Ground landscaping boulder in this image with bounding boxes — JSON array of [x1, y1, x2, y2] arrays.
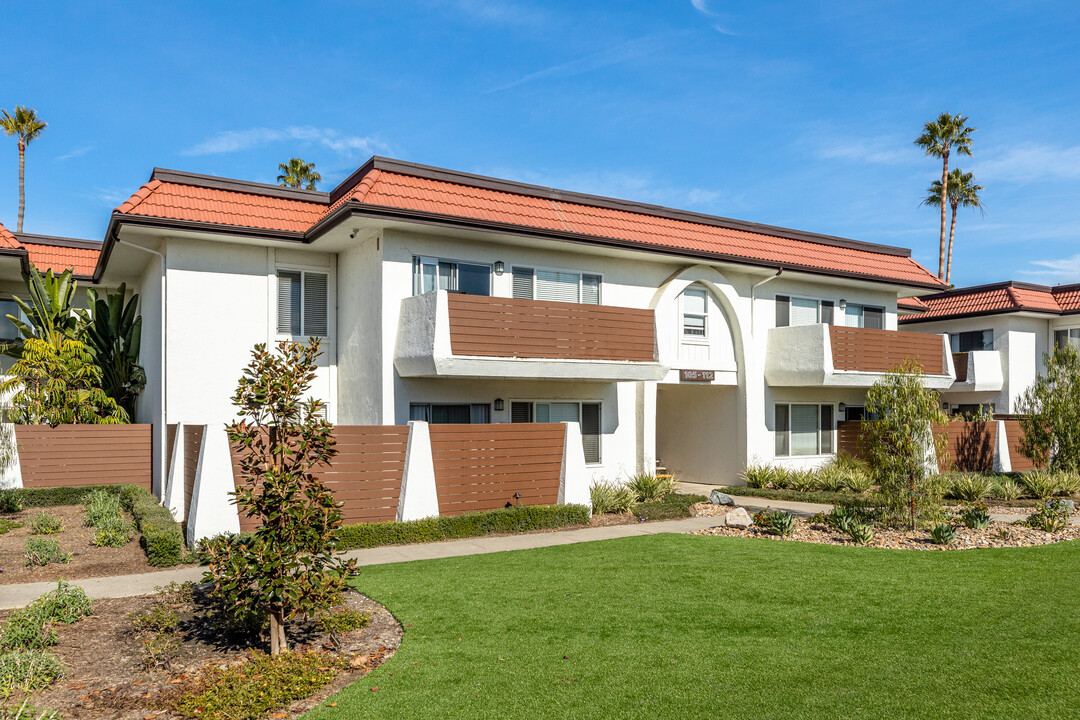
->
[[724, 507, 752, 528], [1052, 499, 1076, 511], [709, 490, 735, 506]]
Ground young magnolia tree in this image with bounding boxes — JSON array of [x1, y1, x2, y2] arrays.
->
[[1017, 344, 1080, 472], [861, 359, 949, 529], [201, 339, 356, 655]]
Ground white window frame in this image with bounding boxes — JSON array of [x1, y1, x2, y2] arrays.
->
[[276, 267, 330, 338], [776, 293, 837, 327], [509, 264, 603, 305], [774, 403, 835, 458], [0, 298, 27, 343], [680, 286, 709, 342], [412, 256, 492, 296], [844, 302, 886, 329], [508, 399, 602, 465]]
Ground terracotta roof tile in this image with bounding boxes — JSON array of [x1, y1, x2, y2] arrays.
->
[[898, 297, 929, 311], [0, 221, 18, 249], [115, 180, 325, 234], [899, 282, 1080, 322], [23, 243, 101, 276]]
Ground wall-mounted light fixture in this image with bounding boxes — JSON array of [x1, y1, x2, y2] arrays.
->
[[494, 398, 504, 411], [494, 261, 505, 276], [839, 299, 847, 310], [838, 403, 846, 413]]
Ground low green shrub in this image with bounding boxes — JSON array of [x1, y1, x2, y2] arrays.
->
[[631, 493, 705, 522], [129, 604, 178, 635], [2, 485, 118, 509], [846, 522, 875, 545], [0, 491, 22, 514], [930, 523, 956, 545], [993, 477, 1022, 502], [946, 473, 994, 501], [753, 509, 795, 536], [28, 512, 63, 536], [316, 608, 370, 635], [0, 650, 64, 698], [960, 502, 991, 530], [23, 539, 70, 567], [82, 489, 122, 528], [826, 506, 855, 534], [0, 520, 22, 536], [0, 698, 61, 719], [34, 582, 93, 625], [740, 464, 777, 489], [768, 467, 792, 490], [589, 481, 635, 515], [1055, 471, 1080, 497], [119, 485, 186, 567], [92, 515, 133, 548], [1024, 500, 1071, 533], [814, 465, 846, 492], [0, 609, 55, 653], [624, 472, 677, 502], [840, 469, 874, 494], [335, 504, 591, 550], [787, 470, 818, 492], [171, 651, 344, 720], [1021, 470, 1059, 500]]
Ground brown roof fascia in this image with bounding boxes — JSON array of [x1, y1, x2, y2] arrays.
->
[[315, 200, 947, 290], [898, 306, 1062, 324], [149, 168, 330, 203], [329, 156, 918, 259], [16, 233, 103, 250]]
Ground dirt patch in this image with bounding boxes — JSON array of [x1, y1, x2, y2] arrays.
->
[[1, 587, 402, 719], [589, 511, 635, 527], [0, 505, 158, 584]]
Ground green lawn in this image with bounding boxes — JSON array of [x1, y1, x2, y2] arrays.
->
[[308, 535, 1080, 719]]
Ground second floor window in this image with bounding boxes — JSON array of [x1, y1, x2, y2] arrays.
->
[[413, 256, 491, 296], [844, 303, 885, 329], [277, 270, 328, 337], [776, 295, 834, 327], [512, 267, 600, 304], [952, 329, 993, 352], [682, 287, 707, 338]]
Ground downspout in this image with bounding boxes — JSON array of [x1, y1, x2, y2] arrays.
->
[[114, 235, 167, 499], [750, 268, 783, 329]]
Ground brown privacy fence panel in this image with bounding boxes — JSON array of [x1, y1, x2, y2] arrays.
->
[[183, 425, 204, 513], [446, 293, 656, 362], [230, 425, 409, 531], [830, 326, 945, 375], [1000, 420, 1040, 472], [429, 423, 564, 515], [15, 424, 153, 490], [166, 424, 178, 476]]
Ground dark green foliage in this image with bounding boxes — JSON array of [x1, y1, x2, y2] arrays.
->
[[846, 523, 875, 545], [172, 651, 344, 720], [960, 502, 991, 529], [0, 520, 21, 535], [589, 481, 634, 514], [119, 484, 186, 566], [92, 516, 133, 547], [23, 538, 69, 567], [0, 650, 64, 698], [0, 608, 56, 653], [1024, 500, 1071, 533], [315, 609, 370, 635], [335, 504, 591, 550], [27, 512, 62, 535], [631, 493, 705, 522], [930, 523, 957, 545], [82, 488, 121, 527], [1, 485, 113, 509], [1, 266, 81, 357], [826, 506, 855, 534], [76, 283, 146, 418], [752, 509, 795, 536], [1017, 344, 1080, 472], [34, 582, 93, 625], [0, 492, 21, 514]]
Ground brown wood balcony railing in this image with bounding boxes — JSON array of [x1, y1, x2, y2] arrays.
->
[[446, 293, 656, 362], [829, 325, 946, 375], [952, 352, 969, 382]]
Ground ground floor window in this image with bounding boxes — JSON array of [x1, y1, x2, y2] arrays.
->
[[409, 403, 490, 424], [510, 400, 601, 464], [1054, 328, 1080, 351], [775, 403, 834, 457]]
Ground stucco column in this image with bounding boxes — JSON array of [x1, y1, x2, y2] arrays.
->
[[636, 381, 658, 474]]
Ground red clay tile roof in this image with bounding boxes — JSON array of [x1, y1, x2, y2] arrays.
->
[[116, 178, 325, 234], [0, 221, 18, 249], [113, 158, 947, 289], [898, 296, 929, 311], [899, 281, 1080, 322], [21, 242, 101, 277]]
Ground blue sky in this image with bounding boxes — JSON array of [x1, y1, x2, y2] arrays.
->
[[2, 0, 1079, 287]]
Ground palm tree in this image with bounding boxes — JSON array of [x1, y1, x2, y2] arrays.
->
[[276, 158, 322, 190], [921, 169, 983, 285], [914, 112, 975, 280], [0, 106, 48, 232]]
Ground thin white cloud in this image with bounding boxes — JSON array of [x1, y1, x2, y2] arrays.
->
[[443, 0, 545, 25], [1019, 253, 1080, 283], [973, 142, 1080, 183], [55, 146, 93, 161], [690, 0, 737, 35], [488, 34, 677, 92], [816, 136, 913, 165], [181, 127, 389, 158]]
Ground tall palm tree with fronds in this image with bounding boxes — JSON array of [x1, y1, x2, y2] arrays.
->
[[921, 169, 983, 285], [914, 112, 975, 280], [277, 158, 322, 190], [0, 106, 48, 232]]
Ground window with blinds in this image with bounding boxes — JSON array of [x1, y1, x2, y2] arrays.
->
[[775, 296, 834, 328], [774, 404, 834, 457], [277, 270, 329, 337], [409, 403, 491, 424], [511, 267, 601, 305], [682, 286, 707, 337], [412, 257, 491, 296], [845, 303, 884, 329], [509, 400, 601, 463]]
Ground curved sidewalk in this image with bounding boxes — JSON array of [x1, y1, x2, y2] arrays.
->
[[1, 515, 723, 610]]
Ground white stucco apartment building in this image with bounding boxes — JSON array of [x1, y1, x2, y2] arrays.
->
[[1, 157, 959, 493]]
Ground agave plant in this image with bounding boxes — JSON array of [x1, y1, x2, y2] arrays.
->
[[947, 473, 994, 502], [2, 265, 81, 357], [589, 480, 635, 514], [77, 283, 146, 419], [815, 465, 846, 492], [930, 523, 957, 545], [992, 477, 1022, 502], [741, 464, 775, 489], [826, 506, 855, 534], [960, 502, 991, 529], [1021, 470, 1058, 500], [846, 522, 875, 545], [840, 468, 874, 494], [787, 469, 819, 492]]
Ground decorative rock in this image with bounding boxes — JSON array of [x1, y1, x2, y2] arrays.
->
[[724, 507, 752, 529], [709, 490, 735, 506], [1055, 499, 1076, 511]]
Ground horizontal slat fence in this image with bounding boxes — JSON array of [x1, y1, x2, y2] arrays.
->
[[830, 326, 945, 375], [429, 423, 564, 515], [446, 293, 656, 362], [15, 424, 153, 489], [230, 425, 408, 531], [1001, 419, 1039, 472]]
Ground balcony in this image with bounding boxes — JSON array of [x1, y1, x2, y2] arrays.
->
[[394, 290, 667, 381], [765, 324, 954, 388], [948, 350, 1004, 392]]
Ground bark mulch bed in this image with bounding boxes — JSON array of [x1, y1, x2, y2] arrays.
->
[[0, 505, 157, 584], [689, 504, 1080, 550], [1, 586, 402, 719]]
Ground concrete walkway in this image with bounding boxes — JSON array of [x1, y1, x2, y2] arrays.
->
[[1, 515, 723, 609]]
